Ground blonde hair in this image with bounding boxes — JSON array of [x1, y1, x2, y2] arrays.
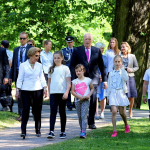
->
[[114, 55, 122, 62], [20, 32, 28, 38], [95, 42, 105, 48], [108, 37, 120, 55], [27, 47, 41, 57], [121, 42, 131, 54], [27, 39, 35, 46], [43, 40, 52, 47]]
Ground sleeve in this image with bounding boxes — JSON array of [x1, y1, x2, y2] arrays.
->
[[121, 68, 129, 81], [39, 65, 47, 87], [143, 70, 149, 81], [3, 49, 9, 79], [69, 48, 77, 80], [48, 67, 51, 78], [129, 55, 139, 72], [72, 79, 75, 85], [16, 64, 25, 88], [106, 72, 111, 98], [65, 66, 71, 77]]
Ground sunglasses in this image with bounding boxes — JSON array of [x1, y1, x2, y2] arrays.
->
[[20, 38, 27, 40], [35, 55, 40, 57], [29, 44, 33, 46]]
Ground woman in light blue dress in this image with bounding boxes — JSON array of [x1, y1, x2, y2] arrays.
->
[[95, 42, 108, 119]]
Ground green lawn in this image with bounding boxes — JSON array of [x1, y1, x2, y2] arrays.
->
[[32, 118, 150, 150], [0, 111, 19, 130]]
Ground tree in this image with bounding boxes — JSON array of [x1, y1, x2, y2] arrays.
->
[[113, 0, 150, 108]]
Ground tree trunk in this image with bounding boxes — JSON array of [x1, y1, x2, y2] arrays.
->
[[113, 0, 150, 108]]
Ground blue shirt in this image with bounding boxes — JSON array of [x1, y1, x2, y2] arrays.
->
[[17, 43, 27, 70], [111, 70, 123, 89], [105, 49, 115, 73], [6, 49, 13, 60], [40, 50, 53, 74]]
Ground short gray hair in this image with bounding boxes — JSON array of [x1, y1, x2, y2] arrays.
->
[[83, 33, 93, 40], [95, 42, 105, 48]]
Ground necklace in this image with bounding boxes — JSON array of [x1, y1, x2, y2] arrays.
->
[[30, 64, 35, 67]]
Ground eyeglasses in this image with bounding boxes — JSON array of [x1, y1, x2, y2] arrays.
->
[[35, 55, 40, 57], [20, 38, 27, 40]]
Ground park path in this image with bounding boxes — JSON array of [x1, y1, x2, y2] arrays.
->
[[0, 103, 149, 150]]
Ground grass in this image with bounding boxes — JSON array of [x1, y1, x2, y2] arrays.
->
[[32, 118, 150, 150], [0, 111, 19, 130]]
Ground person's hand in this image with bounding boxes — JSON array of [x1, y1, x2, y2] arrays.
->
[[15, 90, 20, 101], [99, 75, 102, 82], [103, 82, 107, 89], [142, 97, 147, 104], [107, 98, 109, 104], [84, 95, 90, 100], [62, 92, 68, 100], [3, 78, 8, 85], [9, 79, 12, 85], [79, 96, 85, 101], [120, 64, 124, 68], [43, 90, 47, 98], [127, 68, 131, 73]]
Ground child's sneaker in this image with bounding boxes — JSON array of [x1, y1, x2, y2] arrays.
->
[[125, 125, 130, 133], [111, 130, 117, 137], [80, 131, 86, 138], [47, 131, 55, 138], [60, 132, 66, 139], [79, 131, 82, 138]]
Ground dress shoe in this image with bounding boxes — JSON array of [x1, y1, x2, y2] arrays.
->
[[20, 133, 26, 139], [16, 116, 22, 121], [36, 130, 41, 137], [67, 106, 72, 111], [89, 124, 97, 129]]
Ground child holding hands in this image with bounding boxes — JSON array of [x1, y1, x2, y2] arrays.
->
[[71, 64, 94, 138], [107, 55, 130, 137]]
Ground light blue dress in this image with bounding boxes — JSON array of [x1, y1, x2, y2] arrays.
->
[[97, 55, 108, 101]]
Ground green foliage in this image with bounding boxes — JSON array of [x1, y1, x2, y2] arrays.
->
[[0, 0, 115, 51]]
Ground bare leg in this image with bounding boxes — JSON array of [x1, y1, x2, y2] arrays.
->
[[124, 106, 127, 116], [100, 98, 106, 115], [129, 97, 134, 118], [95, 98, 99, 117], [119, 106, 128, 126], [111, 105, 117, 131]]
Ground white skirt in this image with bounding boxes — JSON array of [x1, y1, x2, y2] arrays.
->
[[109, 89, 130, 106]]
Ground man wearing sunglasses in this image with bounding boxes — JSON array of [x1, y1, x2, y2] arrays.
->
[[9, 32, 32, 121]]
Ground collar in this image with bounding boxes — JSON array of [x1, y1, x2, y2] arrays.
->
[[20, 43, 27, 48], [115, 69, 121, 72], [85, 47, 91, 51], [43, 50, 50, 54], [67, 47, 73, 51]]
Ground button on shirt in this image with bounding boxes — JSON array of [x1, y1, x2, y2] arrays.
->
[[111, 70, 123, 89], [85, 47, 91, 62], [17, 43, 27, 70], [40, 50, 53, 74]]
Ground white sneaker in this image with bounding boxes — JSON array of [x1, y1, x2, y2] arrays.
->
[[100, 114, 104, 119]]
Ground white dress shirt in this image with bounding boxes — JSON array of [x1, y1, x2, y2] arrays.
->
[[40, 50, 53, 74], [85, 47, 91, 62], [17, 60, 47, 91]]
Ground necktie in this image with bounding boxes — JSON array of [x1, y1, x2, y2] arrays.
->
[[71, 49, 73, 53], [20, 47, 25, 63], [86, 48, 89, 62]]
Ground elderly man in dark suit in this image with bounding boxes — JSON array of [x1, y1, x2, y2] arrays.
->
[[70, 33, 107, 129], [9, 32, 32, 121], [0, 47, 9, 111]]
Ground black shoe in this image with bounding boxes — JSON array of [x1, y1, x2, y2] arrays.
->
[[67, 106, 72, 111], [60, 132, 66, 139], [47, 131, 55, 138], [89, 124, 97, 129], [36, 130, 41, 137], [20, 133, 26, 139]]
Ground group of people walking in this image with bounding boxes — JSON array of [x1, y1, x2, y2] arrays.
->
[[1, 31, 148, 139]]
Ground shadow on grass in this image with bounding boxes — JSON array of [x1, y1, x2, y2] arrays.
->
[[33, 118, 150, 150]]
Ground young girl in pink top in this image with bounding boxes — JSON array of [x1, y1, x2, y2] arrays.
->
[[71, 64, 94, 138]]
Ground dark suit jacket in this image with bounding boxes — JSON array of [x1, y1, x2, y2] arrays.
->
[[69, 45, 107, 84], [9, 44, 32, 82], [0, 47, 9, 84]]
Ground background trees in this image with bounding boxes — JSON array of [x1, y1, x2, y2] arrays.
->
[[0, 0, 150, 108]]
